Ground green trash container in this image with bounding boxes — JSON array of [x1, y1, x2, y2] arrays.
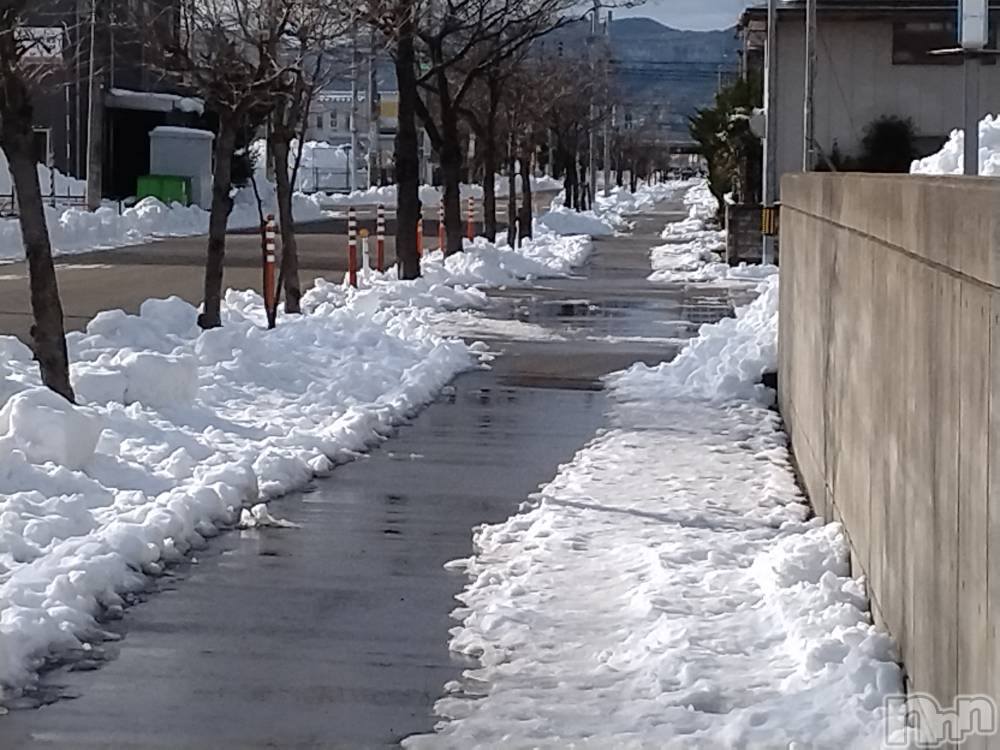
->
[[137, 175, 191, 206]]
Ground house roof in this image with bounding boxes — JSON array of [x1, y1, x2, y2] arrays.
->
[[741, 0, 1000, 25]]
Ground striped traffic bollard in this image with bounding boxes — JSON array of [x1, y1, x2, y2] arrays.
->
[[466, 196, 475, 241], [437, 201, 445, 250], [376, 204, 386, 272], [263, 214, 277, 322], [347, 206, 358, 288]]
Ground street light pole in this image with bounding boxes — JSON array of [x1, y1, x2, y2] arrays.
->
[[964, 54, 980, 176], [349, 25, 360, 192], [367, 28, 379, 188], [602, 12, 611, 197], [762, 0, 778, 264], [803, 0, 816, 171]]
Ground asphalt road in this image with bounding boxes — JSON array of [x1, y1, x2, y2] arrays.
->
[[0, 192, 556, 342], [0, 205, 751, 748]]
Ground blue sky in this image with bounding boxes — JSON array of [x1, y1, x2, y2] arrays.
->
[[619, 0, 749, 30]]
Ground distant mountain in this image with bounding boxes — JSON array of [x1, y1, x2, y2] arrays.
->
[[544, 17, 742, 137]]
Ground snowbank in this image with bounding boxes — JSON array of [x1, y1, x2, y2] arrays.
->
[[611, 275, 779, 404], [649, 180, 778, 285], [911, 113, 1000, 175], [0, 176, 326, 264], [0, 284, 482, 695], [0, 218, 601, 695], [536, 206, 617, 237]]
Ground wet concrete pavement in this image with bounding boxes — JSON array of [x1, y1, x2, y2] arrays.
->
[[0, 202, 749, 748]]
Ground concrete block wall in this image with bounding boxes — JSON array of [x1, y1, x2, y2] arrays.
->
[[779, 173, 1000, 722]]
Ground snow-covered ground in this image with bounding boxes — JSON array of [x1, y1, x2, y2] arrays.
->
[[649, 181, 777, 285], [0, 222, 594, 698], [911, 113, 1000, 175], [405, 276, 903, 749], [540, 181, 691, 238], [0, 170, 327, 264], [404, 190, 903, 748]]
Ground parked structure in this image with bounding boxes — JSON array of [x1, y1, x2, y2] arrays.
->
[[740, 0, 1000, 190], [27, 1, 204, 200]]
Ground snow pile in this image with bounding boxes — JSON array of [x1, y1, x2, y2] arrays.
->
[[0, 280, 485, 696], [353, 226, 592, 290], [0, 176, 326, 264], [649, 181, 778, 285], [0, 149, 85, 200], [536, 206, 617, 237], [612, 275, 779, 403], [594, 181, 693, 216], [911, 113, 1000, 175], [408, 269, 902, 749]]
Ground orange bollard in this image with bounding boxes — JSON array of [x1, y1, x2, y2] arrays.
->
[[376, 204, 385, 272], [347, 206, 358, 288], [438, 201, 445, 250], [466, 196, 475, 240], [263, 214, 277, 326]]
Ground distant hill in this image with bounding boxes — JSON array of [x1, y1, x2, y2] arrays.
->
[[544, 17, 742, 137]]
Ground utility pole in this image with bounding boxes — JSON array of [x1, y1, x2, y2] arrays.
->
[[85, 0, 103, 211], [802, 0, 816, 170], [367, 28, 379, 188], [349, 25, 360, 192], [602, 12, 611, 197], [964, 55, 981, 175], [762, 0, 778, 265], [588, 2, 598, 202]]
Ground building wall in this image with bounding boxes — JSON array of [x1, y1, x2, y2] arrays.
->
[[778, 172, 1000, 715], [775, 17, 1000, 187]]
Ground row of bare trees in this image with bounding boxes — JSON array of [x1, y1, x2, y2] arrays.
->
[[2, 0, 676, 403]]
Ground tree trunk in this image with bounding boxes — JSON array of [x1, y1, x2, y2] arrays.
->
[[507, 150, 517, 246], [438, 106, 464, 256], [200, 122, 237, 329], [518, 153, 532, 245], [394, 24, 421, 279], [269, 135, 302, 315], [630, 167, 638, 193], [4, 118, 74, 401], [565, 155, 577, 212], [481, 121, 498, 242]]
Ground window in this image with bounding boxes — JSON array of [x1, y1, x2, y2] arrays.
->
[[330, 110, 338, 131], [315, 113, 324, 130], [32, 128, 50, 166], [892, 18, 997, 65]]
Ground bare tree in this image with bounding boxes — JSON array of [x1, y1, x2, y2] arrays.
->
[[145, 0, 295, 329], [412, 0, 579, 255], [268, 4, 345, 316], [0, 3, 74, 400], [358, 0, 424, 280]]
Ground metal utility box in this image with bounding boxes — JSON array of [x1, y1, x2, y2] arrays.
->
[[137, 174, 191, 205], [149, 126, 214, 208]]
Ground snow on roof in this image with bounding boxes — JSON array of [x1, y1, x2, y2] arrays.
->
[[151, 126, 215, 139], [107, 88, 205, 115]]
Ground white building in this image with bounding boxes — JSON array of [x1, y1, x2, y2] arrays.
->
[[741, 0, 1000, 192], [304, 91, 400, 187]]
